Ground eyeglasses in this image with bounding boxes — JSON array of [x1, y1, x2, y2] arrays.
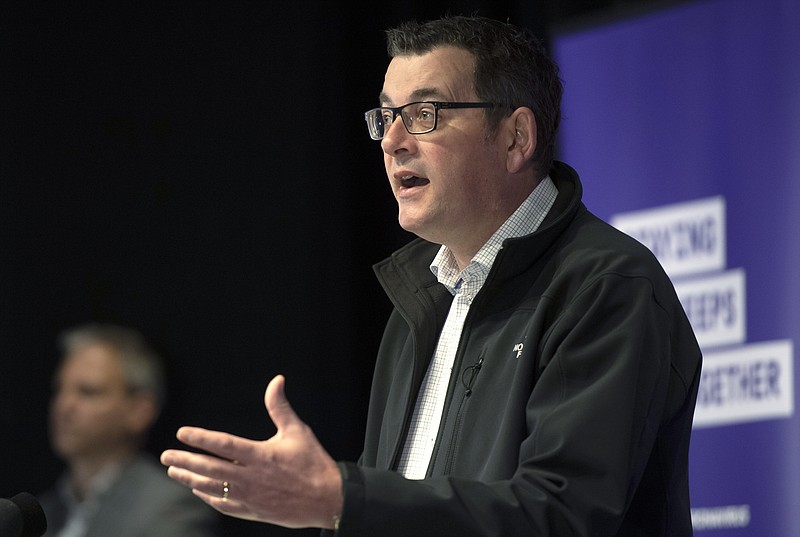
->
[[364, 101, 497, 140]]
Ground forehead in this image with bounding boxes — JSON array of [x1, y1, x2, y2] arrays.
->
[[381, 46, 476, 105], [58, 343, 125, 386]]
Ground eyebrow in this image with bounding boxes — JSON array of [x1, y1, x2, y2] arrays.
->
[[378, 87, 447, 106]]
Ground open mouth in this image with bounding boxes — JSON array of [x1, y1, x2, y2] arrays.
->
[[401, 175, 430, 188]]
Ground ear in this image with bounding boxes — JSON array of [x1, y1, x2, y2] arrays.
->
[[503, 107, 537, 174], [125, 392, 158, 435]]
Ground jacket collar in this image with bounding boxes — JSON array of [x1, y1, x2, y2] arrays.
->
[[374, 160, 584, 295]]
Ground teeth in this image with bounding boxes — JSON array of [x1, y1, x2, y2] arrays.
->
[[401, 175, 413, 179]]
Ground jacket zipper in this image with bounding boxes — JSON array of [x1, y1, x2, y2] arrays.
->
[[443, 350, 485, 474]]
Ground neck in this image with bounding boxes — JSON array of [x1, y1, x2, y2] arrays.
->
[[450, 176, 540, 270], [68, 450, 134, 501]]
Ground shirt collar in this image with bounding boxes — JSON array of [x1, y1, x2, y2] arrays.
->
[[58, 462, 124, 507]]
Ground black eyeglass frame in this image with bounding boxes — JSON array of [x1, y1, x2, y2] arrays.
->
[[364, 101, 499, 140]]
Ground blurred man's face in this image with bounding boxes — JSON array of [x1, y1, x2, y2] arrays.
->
[[49, 343, 146, 463]]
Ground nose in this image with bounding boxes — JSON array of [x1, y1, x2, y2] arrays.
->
[[380, 115, 415, 156]]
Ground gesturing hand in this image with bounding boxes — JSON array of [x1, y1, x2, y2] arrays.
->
[[160, 375, 343, 529]]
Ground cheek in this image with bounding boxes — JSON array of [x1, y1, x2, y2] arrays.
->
[[383, 158, 396, 192], [440, 147, 496, 195], [49, 393, 78, 419]]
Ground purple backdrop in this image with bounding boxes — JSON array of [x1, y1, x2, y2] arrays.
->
[[552, 0, 800, 534]]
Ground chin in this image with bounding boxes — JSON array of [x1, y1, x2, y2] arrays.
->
[[399, 216, 446, 244], [397, 211, 431, 236]]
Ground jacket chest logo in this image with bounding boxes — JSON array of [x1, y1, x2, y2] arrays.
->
[[513, 343, 524, 358]]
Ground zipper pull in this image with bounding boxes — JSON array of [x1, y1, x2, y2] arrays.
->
[[461, 351, 485, 396]]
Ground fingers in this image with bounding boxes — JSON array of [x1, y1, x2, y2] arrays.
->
[[191, 485, 256, 520], [166, 462, 261, 523], [162, 374, 338, 528], [164, 463, 218, 492], [164, 459, 246, 508], [161, 448, 237, 482], [264, 374, 301, 433], [193, 488, 250, 515], [173, 426, 258, 463]]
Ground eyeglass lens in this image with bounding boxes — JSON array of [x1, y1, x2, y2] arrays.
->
[[367, 102, 437, 139]]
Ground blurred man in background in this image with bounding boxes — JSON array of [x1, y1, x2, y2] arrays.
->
[[38, 323, 219, 537]]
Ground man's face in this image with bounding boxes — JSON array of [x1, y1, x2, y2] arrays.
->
[[49, 343, 145, 462], [379, 46, 509, 253]]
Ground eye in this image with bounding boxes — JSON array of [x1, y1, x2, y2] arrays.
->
[[412, 104, 436, 126], [77, 383, 106, 398], [380, 110, 394, 124], [418, 107, 434, 121]]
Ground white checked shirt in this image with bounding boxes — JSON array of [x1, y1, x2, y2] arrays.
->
[[397, 176, 558, 479]]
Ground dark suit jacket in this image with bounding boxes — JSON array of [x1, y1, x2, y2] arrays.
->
[[39, 455, 220, 537]]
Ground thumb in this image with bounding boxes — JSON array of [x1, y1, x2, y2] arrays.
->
[[264, 374, 300, 432]]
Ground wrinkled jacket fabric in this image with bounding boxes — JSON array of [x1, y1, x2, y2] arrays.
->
[[333, 162, 702, 537]]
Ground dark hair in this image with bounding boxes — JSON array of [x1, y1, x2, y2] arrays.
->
[[386, 15, 562, 177]]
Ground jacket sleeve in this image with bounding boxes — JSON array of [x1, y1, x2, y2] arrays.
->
[[333, 272, 693, 537]]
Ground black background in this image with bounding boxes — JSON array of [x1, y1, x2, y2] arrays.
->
[[1, 1, 682, 536]]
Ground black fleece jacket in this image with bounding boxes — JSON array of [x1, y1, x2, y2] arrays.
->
[[331, 161, 702, 537]]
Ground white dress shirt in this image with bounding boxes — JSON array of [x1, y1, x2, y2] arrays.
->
[[397, 176, 558, 479]]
